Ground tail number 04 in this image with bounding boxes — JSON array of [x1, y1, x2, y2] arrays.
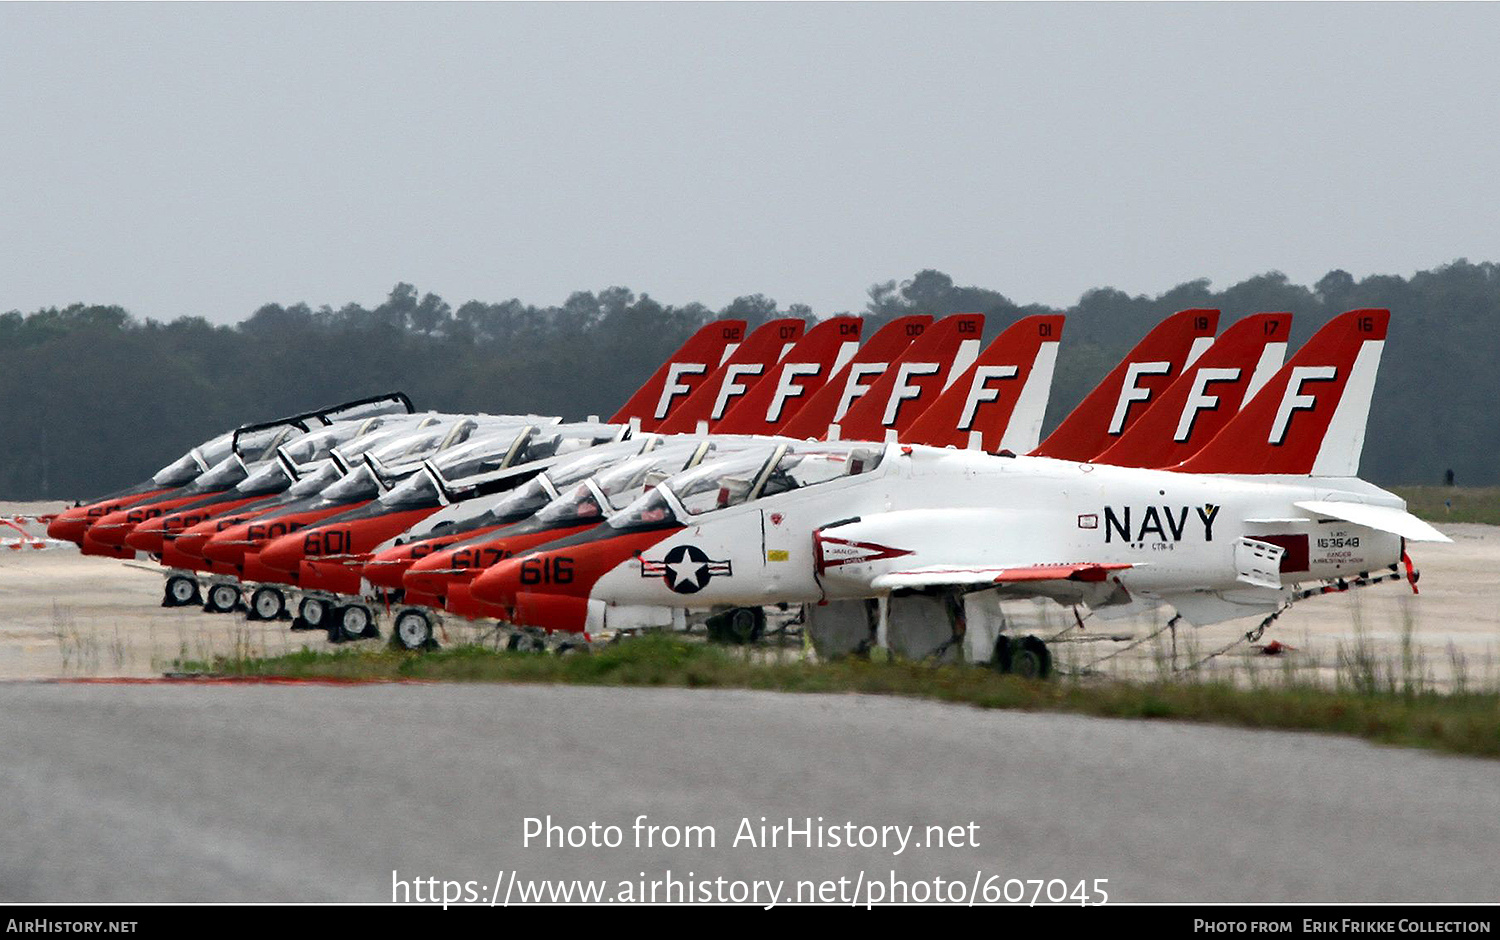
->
[[520, 557, 574, 585]]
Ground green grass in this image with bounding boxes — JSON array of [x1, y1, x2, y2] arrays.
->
[[1391, 485, 1500, 526], [178, 634, 1500, 760]]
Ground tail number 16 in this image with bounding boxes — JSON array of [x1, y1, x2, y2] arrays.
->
[[520, 557, 574, 585]]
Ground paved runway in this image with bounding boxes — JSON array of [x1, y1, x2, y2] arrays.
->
[[0, 681, 1495, 903]]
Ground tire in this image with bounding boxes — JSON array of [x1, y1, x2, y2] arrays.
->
[[247, 586, 286, 621], [163, 575, 201, 608], [708, 607, 765, 644], [334, 604, 376, 642], [993, 634, 1013, 673], [204, 583, 241, 614], [393, 609, 435, 651], [1010, 635, 1052, 680], [291, 596, 327, 632], [555, 640, 590, 657], [506, 630, 545, 653]]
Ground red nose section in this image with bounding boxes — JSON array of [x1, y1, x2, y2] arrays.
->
[[152, 495, 272, 556], [257, 531, 306, 574], [442, 582, 510, 621], [125, 516, 169, 553], [173, 524, 216, 560], [512, 592, 590, 633], [80, 529, 135, 559], [46, 507, 92, 544], [85, 511, 137, 548], [403, 523, 598, 597], [200, 502, 371, 568], [201, 531, 250, 566], [469, 528, 679, 607], [48, 488, 172, 545], [260, 507, 438, 576], [364, 523, 513, 590], [176, 509, 262, 560]]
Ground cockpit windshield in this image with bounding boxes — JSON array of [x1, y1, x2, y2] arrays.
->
[[233, 424, 302, 464], [151, 432, 234, 486], [192, 456, 248, 491], [665, 450, 776, 516], [756, 443, 885, 499], [320, 466, 381, 504], [279, 417, 389, 468], [426, 427, 531, 482], [444, 477, 557, 529], [544, 442, 647, 491], [608, 442, 886, 531], [536, 483, 606, 527], [378, 469, 442, 509], [591, 444, 698, 510], [235, 460, 293, 496], [608, 488, 679, 532], [288, 462, 343, 498]]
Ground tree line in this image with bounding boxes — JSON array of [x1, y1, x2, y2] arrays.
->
[[2, 262, 1493, 500]]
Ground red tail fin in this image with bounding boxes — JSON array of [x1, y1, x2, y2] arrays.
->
[[712, 316, 864, 435], [1176, 309, 1389, 476], [654, 318, 807, 433], [830, 313, 985, 442], [903, 314, 1065, 453], [1095, 312, 1291, 468], [777, 315, 932, 439], [610, 319, 746, 429], [1031, 308, 1219, 461]]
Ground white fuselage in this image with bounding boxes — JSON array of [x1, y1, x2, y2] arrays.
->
[[586, 445, 1405, 615]]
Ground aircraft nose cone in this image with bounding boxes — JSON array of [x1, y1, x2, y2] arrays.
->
[[470, 557, 526, 607], [47, 511, 89, 544], [125, 520, 166, 554], [173, 529, 212, 559], [201, 533, 247, 565], [257, 532, 305, 574], [87, 515, 133, 547], [402, 549, 462, 596], [362, 552, 413, 590]]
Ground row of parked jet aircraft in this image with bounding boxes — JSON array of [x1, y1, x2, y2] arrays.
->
[[44, 306, 1447, 676]]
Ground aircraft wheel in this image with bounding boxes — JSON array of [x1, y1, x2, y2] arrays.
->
[[708, 607, 765, 644], [291, 596, 328, 632], [393, 609, 436, 651], [334, 604, 377, 642], [506, 629, 546, 653], [555, 639, 590, 657], [1009, 635, 1052, 680], [247, 586, 286, 621], [163, 575, 201, 608], [204, 583, 242, 614]]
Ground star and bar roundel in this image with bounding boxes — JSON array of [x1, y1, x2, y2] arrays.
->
[[641, 544, 734, 594]]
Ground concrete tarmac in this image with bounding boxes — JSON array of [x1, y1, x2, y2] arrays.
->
[[1, 681, 1495, 903]]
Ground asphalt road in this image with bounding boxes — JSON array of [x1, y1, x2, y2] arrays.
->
[[0, 681, 1496, 903]]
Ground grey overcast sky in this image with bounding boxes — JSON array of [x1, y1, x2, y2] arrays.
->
[[2, 2, 1497, 323]]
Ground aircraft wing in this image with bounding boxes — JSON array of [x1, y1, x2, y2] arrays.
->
[[1292, 501, 1451, 543], [871, 562, 1133, 591]]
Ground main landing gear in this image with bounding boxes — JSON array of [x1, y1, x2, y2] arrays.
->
[[247, 586, 288, 621], [291, 596, 328, 632], [392, 608, 436, 651], [332, 604, 378, 643], [203, 582, 243, 614], [994, 635, 1052, 680], [162, 575, 201, 608]]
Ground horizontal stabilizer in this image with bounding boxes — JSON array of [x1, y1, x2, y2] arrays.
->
[[872, 561, 1133, 591], [1292, 501, 1451, 542]]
